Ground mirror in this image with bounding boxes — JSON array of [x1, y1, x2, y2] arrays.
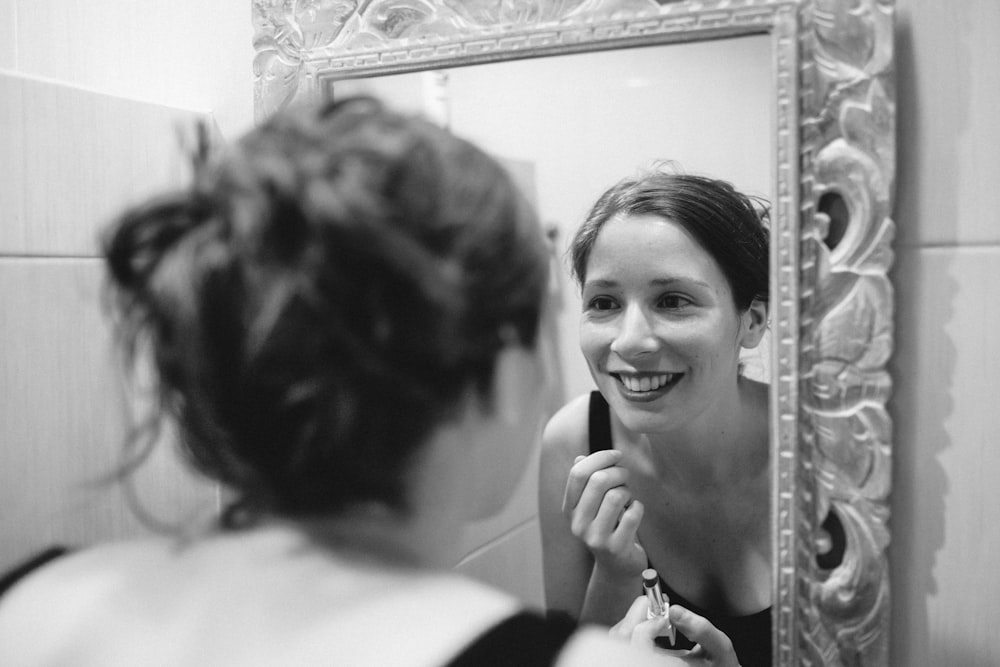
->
[[252, 2, 896, 665], [331, 37, 774, 399]]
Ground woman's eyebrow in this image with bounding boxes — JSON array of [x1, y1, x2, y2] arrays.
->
[[583, 276, 715, 291], [582, 278, 619, 290], [650, 277, 713, 289]]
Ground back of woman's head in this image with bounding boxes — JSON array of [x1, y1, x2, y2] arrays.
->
[[570, 170, 769, 311], [103, 97, 548, 522]]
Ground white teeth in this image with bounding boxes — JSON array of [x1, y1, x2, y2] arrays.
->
[[619, 374, 673, 392]]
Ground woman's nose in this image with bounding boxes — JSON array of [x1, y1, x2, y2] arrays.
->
[[609, 304, 659, 358]]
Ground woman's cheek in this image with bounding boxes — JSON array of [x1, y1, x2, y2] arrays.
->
[[578, 324, 606, 365]]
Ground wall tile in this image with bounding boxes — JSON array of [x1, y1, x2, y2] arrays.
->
[[457, 442, 540, 558], [454, 520, 544, 610], [0, 0, 15, 69], [0, 73, 26, 249], [0, 258, 218, 570], [13, 1, 253, 136], [0, 72, 212, 256], [889, 245, 1000, 665], [894, 0, 1000, 247]]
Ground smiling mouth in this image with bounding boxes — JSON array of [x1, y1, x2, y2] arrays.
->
[[611, 372, 682, 394]]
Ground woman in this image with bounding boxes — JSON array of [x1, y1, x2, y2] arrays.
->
[[0, 99, 738, 666], [539, 172, 771, 666]]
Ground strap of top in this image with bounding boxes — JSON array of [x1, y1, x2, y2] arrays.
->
[[588, 391, 613, 455], [443, 610, 577, 667], [0, 546, 71, 600]]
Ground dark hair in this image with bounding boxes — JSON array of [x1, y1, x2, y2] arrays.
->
[[569, 171, 769, 311], [102, 97, 548, 523]]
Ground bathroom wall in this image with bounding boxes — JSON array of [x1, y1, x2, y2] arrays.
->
[[0, 0, 253, 570], [890, 0, 1000, 664]]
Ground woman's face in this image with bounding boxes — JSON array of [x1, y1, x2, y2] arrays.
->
[[579, 213, 755, 435]]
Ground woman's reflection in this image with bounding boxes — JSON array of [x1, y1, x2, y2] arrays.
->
[[539, 170, 772, 667]]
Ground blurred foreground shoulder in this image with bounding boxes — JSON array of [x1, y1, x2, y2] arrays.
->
[[0, 541, 147, 665]]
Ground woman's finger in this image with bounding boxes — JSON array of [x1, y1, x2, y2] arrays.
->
[[607, 499, 644, 551], [669, 605, 739, 666], [564, 470, 629, 522], [562, 450, 623, 512], [568, 469, 631, 540], [609, 596, 673, 650], [586, 485, 634, 535], [608, 596, 651, 641], [629, 616, 672, 649]]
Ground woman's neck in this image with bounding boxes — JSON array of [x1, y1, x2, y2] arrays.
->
[[621, 377, 770, 490], [287, 420, 478, 570], [267, 501, 461, 572]]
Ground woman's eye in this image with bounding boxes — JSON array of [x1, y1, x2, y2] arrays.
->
[[657, 294, 693, 309], [587, 296, 618, 312]]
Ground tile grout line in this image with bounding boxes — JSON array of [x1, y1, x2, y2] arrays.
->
[[897, 242, 1000, 251]]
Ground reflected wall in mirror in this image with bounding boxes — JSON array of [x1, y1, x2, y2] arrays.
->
[[332, 37, 774, 401], [252, 2, 896, 665]]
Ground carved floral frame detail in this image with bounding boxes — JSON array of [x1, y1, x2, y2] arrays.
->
[[251, 1, 896, 664]]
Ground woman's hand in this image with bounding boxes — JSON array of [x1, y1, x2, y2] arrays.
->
[[562, 450, 647, 579], [610, 598, 741, 666], [608, 596, 672, 648], [666, 605, 741, 667]]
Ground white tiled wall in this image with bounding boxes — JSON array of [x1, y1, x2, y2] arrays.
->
[[4, 1, 253, 136], [890, 0, 1000, 664], [0, 74, 211, 255], [455, 520, 545, 610], [0, 258, 219, 564], [0, 1, 250, 569], [0, 76, 223, 569], [891, 247, 1000, 665], [0, 1, 15, 70]]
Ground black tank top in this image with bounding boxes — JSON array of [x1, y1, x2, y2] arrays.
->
[[445, 611, 577, 666], [588, 391, 772, 667]]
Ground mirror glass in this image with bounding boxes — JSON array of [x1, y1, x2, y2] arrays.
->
[[325, 35, 776, 652], [325, 35, 776, 664], [333, 34, 774, 401]]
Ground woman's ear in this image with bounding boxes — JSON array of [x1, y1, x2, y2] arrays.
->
[[740, 299, 769, 349]]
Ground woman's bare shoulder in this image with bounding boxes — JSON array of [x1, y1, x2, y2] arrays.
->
[[1, 540, 163, 600], [0, 534, 527, 666], [0, 540, 169, 663]]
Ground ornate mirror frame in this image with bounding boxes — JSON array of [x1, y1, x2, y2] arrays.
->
[[252, 1, 896, 664]]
